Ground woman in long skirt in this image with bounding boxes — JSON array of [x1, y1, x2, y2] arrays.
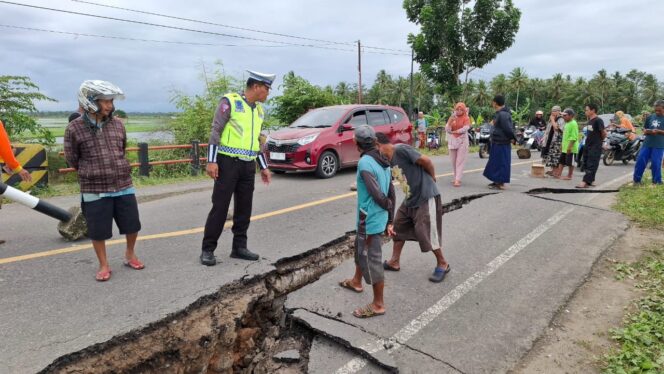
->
[[545, 107, 564, 176]]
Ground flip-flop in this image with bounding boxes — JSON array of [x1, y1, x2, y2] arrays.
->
[[123, 258, 145, 270], [429, 265, 451, 283], [95, 269, 112, 282], [383, 260, 400, 272], [559, 177, 572, 180], [488, 184, 504, 190], [575, 184, 590, 189], [339, 279, 363, 293], [352, 304, 385, 318]]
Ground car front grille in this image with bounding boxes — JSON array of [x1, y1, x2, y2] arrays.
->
[[267, 141, 301, 153]]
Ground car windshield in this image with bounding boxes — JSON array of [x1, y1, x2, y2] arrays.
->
[[289, 107, 347, 128]]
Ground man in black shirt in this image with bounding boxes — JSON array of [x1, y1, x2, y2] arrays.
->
[[577, 103, 606, 188]]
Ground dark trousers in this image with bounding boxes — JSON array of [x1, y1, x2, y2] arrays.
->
[[583, 146, 602, 185], [202, 155, 256, 253]]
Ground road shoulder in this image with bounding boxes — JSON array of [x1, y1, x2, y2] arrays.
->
[[512, 192, 664, 373]]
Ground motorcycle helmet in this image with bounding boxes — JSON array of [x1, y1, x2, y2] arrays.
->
[[78, 80, 125, 114]]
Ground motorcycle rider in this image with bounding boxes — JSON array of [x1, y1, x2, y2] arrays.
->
[[616, 111, 636, 141], [529, 110, 546, 129]]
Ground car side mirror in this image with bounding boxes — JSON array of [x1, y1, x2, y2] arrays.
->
[[341, 123, 354, 131]]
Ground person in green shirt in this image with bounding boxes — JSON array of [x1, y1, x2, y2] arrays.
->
[[554, 108, 579, 180]]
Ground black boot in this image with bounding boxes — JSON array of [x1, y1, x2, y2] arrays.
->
[[230, 247, 259, 261], [200, 251, 217, 266]]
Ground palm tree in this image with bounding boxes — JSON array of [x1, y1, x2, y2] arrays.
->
[[592, 69, 611, 112], [549, 73, 565, 104], [473, 80, 491, 108], [490, 74, 508, 97], [392, 77, 409, 108], [335, 82, 351, 103], [372, 70, 393, 104], [641, 74, 660, 106], [508, 67, 528, 110]]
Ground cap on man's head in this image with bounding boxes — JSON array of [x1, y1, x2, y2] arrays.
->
[[563, 108, 576, 117], [551, 105, 561, 112], [354, 124, 376, 145], [247, 70, 276, 88], [536, 110, 543, 115]]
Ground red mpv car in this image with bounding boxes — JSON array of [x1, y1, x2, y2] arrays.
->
[[264, 105, 413, 178]]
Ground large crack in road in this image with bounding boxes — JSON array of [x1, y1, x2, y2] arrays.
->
[[36, 192, 500, 374]]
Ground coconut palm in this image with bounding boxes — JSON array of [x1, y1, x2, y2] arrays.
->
[[508, 67, 528, 110]]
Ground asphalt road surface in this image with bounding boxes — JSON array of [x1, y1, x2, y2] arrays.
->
[[0, 150, 635, 373]]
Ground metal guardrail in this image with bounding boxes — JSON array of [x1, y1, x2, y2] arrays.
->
[[58, 141, 208, 177]]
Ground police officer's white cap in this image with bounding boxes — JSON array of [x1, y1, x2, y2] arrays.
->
[[247, 70, 276, 87]]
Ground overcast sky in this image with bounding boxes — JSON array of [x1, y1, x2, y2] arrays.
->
[[1, 0, 663, 112]]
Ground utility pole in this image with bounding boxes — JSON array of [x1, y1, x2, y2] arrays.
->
[[357, 40, 362, 104], [409, 47, 414, 121]]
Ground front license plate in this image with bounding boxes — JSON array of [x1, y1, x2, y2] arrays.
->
[[270, 152, 286, 161]]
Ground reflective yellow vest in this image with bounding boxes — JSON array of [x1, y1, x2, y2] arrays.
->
[[218, 93, 264, 160]]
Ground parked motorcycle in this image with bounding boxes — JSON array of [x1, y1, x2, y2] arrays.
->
[[478, 123, 492, 158], [517, 125, 541, 151], [602, 128, 642, 166], [427, 129, 441, 150]]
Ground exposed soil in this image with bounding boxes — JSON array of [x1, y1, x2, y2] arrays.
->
[[511, 226, 664, 374]]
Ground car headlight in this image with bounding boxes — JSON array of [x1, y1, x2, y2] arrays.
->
[[297, 134, 318, 145]]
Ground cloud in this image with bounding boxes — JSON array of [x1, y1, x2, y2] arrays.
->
[[0, 0, 662, 112]]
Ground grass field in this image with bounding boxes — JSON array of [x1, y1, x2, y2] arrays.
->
[[26, 114, 172, 138]]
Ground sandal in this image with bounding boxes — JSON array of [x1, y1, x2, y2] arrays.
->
[[124, 258, 145, 270], [575, 184, 590, 189], [429, 265, 451, 283], [383, 260, 400, 272], [339, 279, 363, 293], [95, 269, 112, 282], [352, 304, 385, 318], [488, 184, 504, 190]]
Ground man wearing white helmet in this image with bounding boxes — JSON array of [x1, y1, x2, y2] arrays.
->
[[528, 110, 546, 129], [64, 80, 144, 282]]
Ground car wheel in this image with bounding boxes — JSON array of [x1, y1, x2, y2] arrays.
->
[[603, 150, 615, 166], [315, 151, 338, 179]]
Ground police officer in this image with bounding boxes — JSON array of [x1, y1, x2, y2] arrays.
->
[[200, 70, 275, 266]]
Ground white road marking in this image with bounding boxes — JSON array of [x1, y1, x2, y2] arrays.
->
[[335, 173, 632, 373]]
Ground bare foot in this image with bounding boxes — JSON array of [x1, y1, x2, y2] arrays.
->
[[559, 176, 572, 180]]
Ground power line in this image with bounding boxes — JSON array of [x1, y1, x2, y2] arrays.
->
[[0, 24, 289, 47], [70, 0, 411, 53], [0, 23, 412, 57], [0, 1, 410, 56]]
